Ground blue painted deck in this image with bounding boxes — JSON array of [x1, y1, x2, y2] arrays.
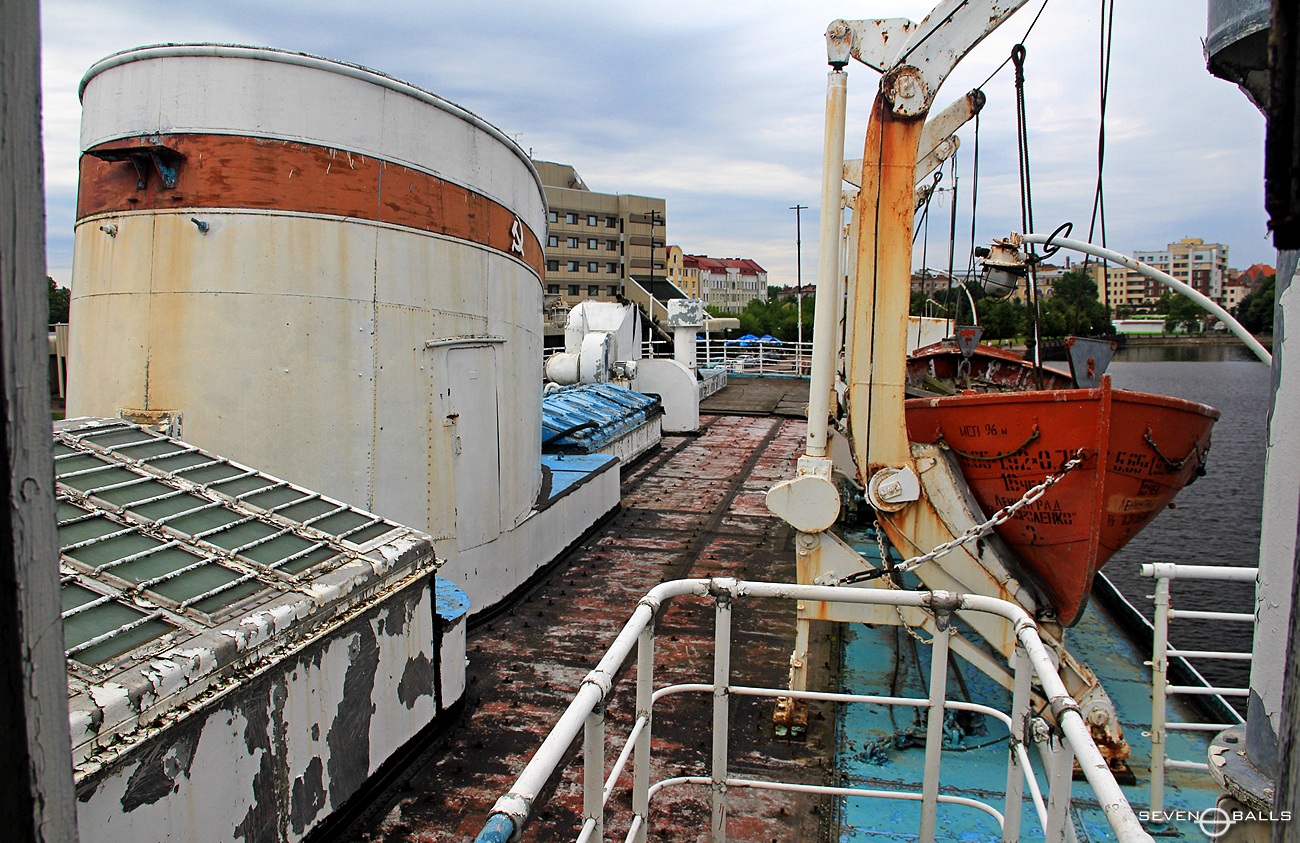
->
[[540, 452, 618, 499], [836, 525, 1223, 840]]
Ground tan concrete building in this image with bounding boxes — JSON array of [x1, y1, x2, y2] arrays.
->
[[533, 161, 667, 310], [1126, 237, 1231, 308]]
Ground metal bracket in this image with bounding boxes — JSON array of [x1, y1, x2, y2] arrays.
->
[[831, 1, 1031, 115], [88, 140, 184, 190]]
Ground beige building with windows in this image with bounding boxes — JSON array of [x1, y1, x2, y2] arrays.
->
[[672, 251, 768, 312], [1109, 237, 1231, 311], [533, 161, 666, 308]]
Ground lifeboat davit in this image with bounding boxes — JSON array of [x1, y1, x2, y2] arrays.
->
[[903, 341, 1219, 626]]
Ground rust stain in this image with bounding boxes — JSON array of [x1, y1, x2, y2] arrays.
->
[[347, 415, 832, 843], [77, 134, 545, 279]]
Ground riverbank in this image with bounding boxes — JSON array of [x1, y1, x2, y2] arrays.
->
[[1002, 334, 1274, 355]]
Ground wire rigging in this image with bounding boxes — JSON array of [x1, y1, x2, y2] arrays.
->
[[1087, 0, 1115, 251]]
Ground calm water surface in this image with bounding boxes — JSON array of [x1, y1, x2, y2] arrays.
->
[[1100, 343, 1269, 694]]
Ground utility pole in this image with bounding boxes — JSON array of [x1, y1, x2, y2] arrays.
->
[[648, 208, 660, 293], [790, 204, 808, 360]]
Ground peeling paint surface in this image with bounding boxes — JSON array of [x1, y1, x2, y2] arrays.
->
[[75, 575, 463, 843]]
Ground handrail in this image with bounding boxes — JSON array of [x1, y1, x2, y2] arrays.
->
[[472, 577, 1153, 843], [1140, 563, 1257, 823], [641, 338, 812, 376]]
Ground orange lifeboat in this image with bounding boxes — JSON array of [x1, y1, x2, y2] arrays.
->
[[903, 342, 1219, 626]]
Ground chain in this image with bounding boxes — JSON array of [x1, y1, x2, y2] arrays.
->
[[842, 449, 1090, 586], [874, 524, 933, 644]]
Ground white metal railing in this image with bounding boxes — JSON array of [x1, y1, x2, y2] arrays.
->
[[1140, 562, 1256, 823], [472, 578, 1153, 843], [640, 338, 812, 376]]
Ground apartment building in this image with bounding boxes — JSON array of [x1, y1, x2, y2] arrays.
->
[[1124, 237, 1231, 307], [673, 251, 768, 312], [533, 160, 666, 305]]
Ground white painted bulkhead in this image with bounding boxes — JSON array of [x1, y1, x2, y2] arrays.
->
[[68, 47, 547, 576]]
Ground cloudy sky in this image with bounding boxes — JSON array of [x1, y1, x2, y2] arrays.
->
[[38, 0, 1272, 289]]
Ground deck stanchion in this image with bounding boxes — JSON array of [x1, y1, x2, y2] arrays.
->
[[711, 586, 734, 843], [1149, 574, 1171, 823], [1003, 644, 1032, 841], [1042, 732, 1077, 842], [632, 624, 655, 843], [582, 703, 605, 843], [920, 616, 952, 843]]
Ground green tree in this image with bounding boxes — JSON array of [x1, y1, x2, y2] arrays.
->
[[1164, 295, 1203, 334], [1039, 270, 1111, 337], [48, 277, 70, 325], [979, 298, 1025, 340], [1236, 274, 1275, 334]]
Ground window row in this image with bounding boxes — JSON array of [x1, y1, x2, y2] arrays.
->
[[546, 260, 622, 274], [548, 211, 619, 229], [546, 235, 620, 251], [548, 284, 622, 297]]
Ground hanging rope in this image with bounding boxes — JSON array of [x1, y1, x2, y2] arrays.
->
[[1012, 44, 1044, 388], [958, 111, 981, 332], [975, 0, 1055, 92], [945, 153, 959, 326]]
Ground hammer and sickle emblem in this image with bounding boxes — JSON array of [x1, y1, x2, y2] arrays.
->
[[510, 218, 525, 256]]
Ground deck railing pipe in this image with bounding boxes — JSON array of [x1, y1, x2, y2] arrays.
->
[[1019, 233, 1272, 365], [1140, 562, 1259, 583], [481, 586, 676, 840], [806, 70, 849, 458]]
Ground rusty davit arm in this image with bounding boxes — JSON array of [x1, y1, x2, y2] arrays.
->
[[840, 0, 1029, 500]]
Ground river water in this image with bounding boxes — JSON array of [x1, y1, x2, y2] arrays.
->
[[1100, 343, 1269, 696]]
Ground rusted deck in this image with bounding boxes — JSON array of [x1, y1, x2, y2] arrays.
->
[[700, 376, 810, 418], [344, 413, 834, 842]]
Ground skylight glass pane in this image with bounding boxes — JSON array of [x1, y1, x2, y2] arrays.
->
[[242, 533, 334, 572], [242, 486, 312, 510], [147, 565, 262, 610], [106, 545, 205, 584], [80, 427, 157, 449], [204, 520, 278, 552], [276, 497, 338, 522], [180, 463, 248, 485], [209, 474, 279, 497], [146, 451, 215, 472], [128, 492, 209, 521], [65, 602, 173, 666], [96, 478, 173, 508], [60, 465, 139, 493], [311, 510, 372, 537], [63, 532, 162, 569], [342, 521, 395, 545], [165, 508, 243, 536], [113, 439, 188, 461], [59, 515, 127, 547]]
